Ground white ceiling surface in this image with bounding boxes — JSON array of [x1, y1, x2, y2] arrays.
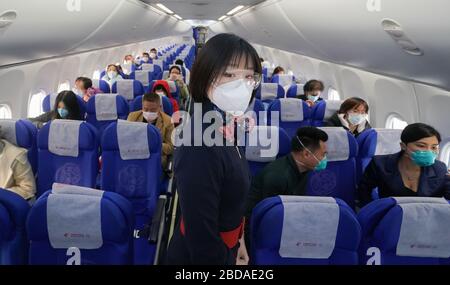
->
[[209, 0, 450, 91], [141, 0, 265, 20], [1, 0, 450, 92], [0, 0, 191, 66]]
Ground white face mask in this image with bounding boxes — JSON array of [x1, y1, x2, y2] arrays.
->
[[155, 91, 166, 97], [347, 113, 367, 125], [124, 60, 132, 65], [150, 53, 156, 59], [142, 57, 149, 63], [108, 71, 117, 79], [72, 88, 83, 97], [210, 79, 254, 116], [143, 111, 158, 122]]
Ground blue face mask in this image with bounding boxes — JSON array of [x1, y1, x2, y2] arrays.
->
[[410, 150, 437, 167], [296, 136, 327, 171], [58, 108, 69, 119], [314, 155, 328, 171], [307, 94, 319, 102]]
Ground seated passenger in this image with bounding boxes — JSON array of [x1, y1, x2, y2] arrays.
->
[[127, 93, 174, 169], [149, 48, 158, 60], [358, 123, 450, 207], [324, 97, 372, 137], [140, 52, 150, 65], [175, 59, 191, 84], [244, 127, 328, 253], [272, 66, 285, 78], [74, 77, 100, 103], [168, 66, 189, 108], [29, 90, 83, 128], [297, 79, 325, 107], [152, 80, 180, 115], [123, 54, 134, 65], [0, 126, 36, 200], [101, 64, 123, 86]]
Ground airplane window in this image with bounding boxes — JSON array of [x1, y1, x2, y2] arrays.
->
[[385, 114, 408, 130], [28, 90, 47, 118], [93, 70, 101, 80], [0, 104, 12, 119], [57, 81, 70, 93], [440, 142, 450, 168], [328, 87, 341, 101]]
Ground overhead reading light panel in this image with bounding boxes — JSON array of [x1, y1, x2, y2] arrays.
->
[[156, 3, 174, 14], [0, 10, 17, 29], [226, 5, 245, 16], [382, 19, 424, 56]]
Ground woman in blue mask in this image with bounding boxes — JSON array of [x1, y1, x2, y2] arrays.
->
[[29, 91, 83, 128], [324, 97, 372, 137], [166, 33, 262, 265], [297, 79, 325, 107], [358, 123, 450, 207]]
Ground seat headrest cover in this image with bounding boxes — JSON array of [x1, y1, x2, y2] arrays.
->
[[134, 71, 149, 86], [0, 119, 17, 145], [47, 183, 104, 249], [280, 98, 304, 122], [394, 197, 450, 258], [245, 126, 279, 162], [116, 80, 134, 101], [140, 64, 154, 72], [261, 83, 279, 101], [324, 100, 343, 119], [374, 128, 402, 155], [279, 195, 339, 259], [116, 120, 150, 160], [48, 120, 83, 157], [319, 127, 350, 161], [95, 94, 118, 121]]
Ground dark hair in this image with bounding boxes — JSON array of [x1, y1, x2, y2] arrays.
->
[[124, 54, 133, 59], [338, 97, 369, 114], [272, 66, 285, 77], [143, 52, 150, 57], [260, 58, 264, 62], [175, 59, 184, 65], [106, 64, 118, 72], [303, 80, 324, 93], [53, 91, 82, 120], [142, 92, 161, 104], [169, 65, 182, 74], [150, 48, 157, 53], [189, 33, 262, 103], [76, 77, 92, 90], [291, 127, 328, 152], [401, 123, 441, 145]]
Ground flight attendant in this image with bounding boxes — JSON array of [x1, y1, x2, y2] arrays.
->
[[166, 33, 262, 265]]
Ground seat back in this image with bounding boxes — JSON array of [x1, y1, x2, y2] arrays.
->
[[356, 128, 402, 182], [245, 126, 291, 177], [0, 119, 38, 174], [101, 121, 162, 264], [305, 127, 359, 208], [311, 100, 343, 127], [251, 196, 361, 265], [111, 79, 144, 101], [27, 184, 134, 265], [91, 79, 111, 94], [271, 74, 295, 92], [246, 98, 267, 126], [0, 190, 30, 265], [132, 71, 152, 88], [85, 94, 129, 137], [267, 98, 311, 139], [358, 197, 450, 265], [256, 83, 285, 104], [37, 120, 99, 197], [42, 93, 87, 119], [286, 84, 305, 98]]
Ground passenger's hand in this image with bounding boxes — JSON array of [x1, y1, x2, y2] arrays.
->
[[306, 100, 314, 107], [236, 238, 249, 265]]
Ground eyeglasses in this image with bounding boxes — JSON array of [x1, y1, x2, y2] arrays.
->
[[216, 69, 262, 89]]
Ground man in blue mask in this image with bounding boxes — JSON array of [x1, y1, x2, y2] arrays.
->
[[244, 126, 328, 256]]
